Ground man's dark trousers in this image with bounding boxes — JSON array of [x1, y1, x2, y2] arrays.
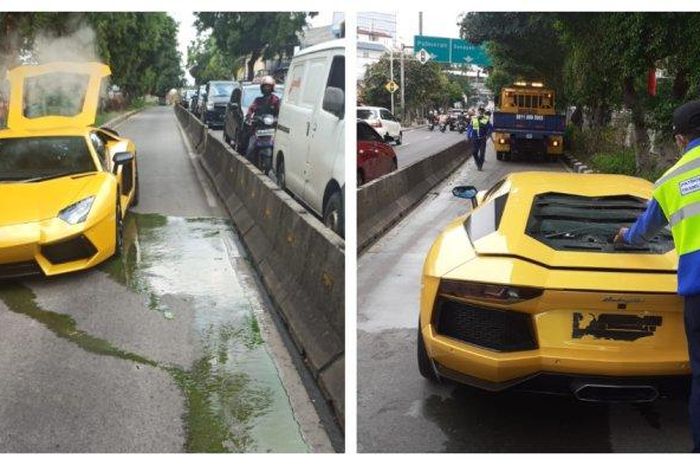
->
[[472, 137, 487, 168], [685, 294, 700, 452]]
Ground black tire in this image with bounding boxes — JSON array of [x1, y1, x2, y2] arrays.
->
[[224, 131, 231, 144], [323, 190, 344, 237], [496, 151, 503, 161], [396, 131, 403, 145], [114, 200, 124, 258], [504, 152, 512, 162], [131, 170, 140, 207], [392, 158, 398, 171], [358, 169, 365, 187], [276, 156, 286, 190], [417, 322, 439, 382]]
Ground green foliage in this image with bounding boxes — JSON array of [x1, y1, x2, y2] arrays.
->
[[589, 150, 637, 175], [187, 36, 234, 84], [362, 55, 470, 118], [460, 12, 566, 101], [193, 12, 314, 81], [0, 13, 184, 100]]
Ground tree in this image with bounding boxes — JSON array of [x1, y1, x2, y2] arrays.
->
[[187, 36, 235, 84], [460, 12, 567, 101], [194, 12, 315, 81]]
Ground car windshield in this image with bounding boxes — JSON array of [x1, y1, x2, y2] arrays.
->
[[0, 136, 96, 182], [209, 82, 235, 97], [525, 193, 674, 254], [357, 109, 377, 120], [241, 87, 284, 109]]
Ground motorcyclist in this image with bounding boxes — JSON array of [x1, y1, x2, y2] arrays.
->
[[245, 75, 280, 159]]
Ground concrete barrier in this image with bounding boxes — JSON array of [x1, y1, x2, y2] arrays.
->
[[173, 105, 345, 426], [358, 140, 471, 252]]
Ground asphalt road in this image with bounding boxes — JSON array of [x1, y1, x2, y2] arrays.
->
[[357, 141, 694, 452], [0, 106, 331, 453], [394, 127, 465, 169]]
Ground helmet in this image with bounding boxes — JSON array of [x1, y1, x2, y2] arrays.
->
[[260, 75, 275, 96], [478, 106, 486, 114]]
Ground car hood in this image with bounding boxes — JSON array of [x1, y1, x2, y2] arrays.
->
[[6, 62, 111, 130], [0, 173, 104, 225]]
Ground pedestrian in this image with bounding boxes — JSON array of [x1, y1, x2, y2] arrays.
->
[[467, 106, 492, 171], [614, 99, 700, 452]]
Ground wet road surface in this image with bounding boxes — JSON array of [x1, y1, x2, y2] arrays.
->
[[0, 106, 330, 452], [357, 142, 694, 452], [395, 127, 464, 169]]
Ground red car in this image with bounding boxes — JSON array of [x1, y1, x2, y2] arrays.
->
[[357, 120, 397, 186]]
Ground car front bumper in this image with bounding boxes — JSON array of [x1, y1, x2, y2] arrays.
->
[[0, 213, 115, 278]]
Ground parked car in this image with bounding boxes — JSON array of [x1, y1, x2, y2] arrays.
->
[[180, 89, 196, 110], [418, 172, 687, 402], [200, 80, 239, 128], [273, 39, 345, 237], [357, 120, 397, 187], [223, 83, 284, 153], [357, 105, 402, 145]]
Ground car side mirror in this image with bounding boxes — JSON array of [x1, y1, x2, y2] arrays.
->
[[323, 86, 344, 119], [452, 185, 479, 209], [112, 151, 134, 174]]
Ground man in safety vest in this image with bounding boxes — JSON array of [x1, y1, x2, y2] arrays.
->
[[467, 106, 493, 171], [615, 100, 700, 452]]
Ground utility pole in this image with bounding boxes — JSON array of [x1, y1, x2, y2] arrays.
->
[[390, 47, 394, 115], [400, 47, 405, 120], [419, 12, 423, 36]]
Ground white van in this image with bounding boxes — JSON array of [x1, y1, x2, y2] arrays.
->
[[273, 39, 345, 237]]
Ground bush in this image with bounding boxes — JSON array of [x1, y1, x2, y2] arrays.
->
[[589, 150, 636, 175]]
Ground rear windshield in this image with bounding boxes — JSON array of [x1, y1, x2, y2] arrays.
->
[[241, 86, 284, 109], [357, 109, 377, 120], [525, 193, 674, 254], [209, 82, 235, 98], [0, 136, 96, 182]]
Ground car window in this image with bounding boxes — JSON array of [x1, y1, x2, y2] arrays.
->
[[209, 82, 235, 98], [301, 57, 327, 108], [286, 62, 305, 105], [89, 132, 107, 169], [466, 194, 509, 241], [23, 72, 90, 118], [380, 109, 393, 121], [326, 55, 345, 91], [483, 179, 507, 203], [357, 109, 377, 120], [0, 136, 96, 181], [230, 88, 241, 104], [241, 87, 284, 108]]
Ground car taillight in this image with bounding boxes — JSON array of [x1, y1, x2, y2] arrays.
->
[[438, 279, 543, 304]]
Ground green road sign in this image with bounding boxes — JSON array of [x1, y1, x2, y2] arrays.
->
[[414, 35, 491, 67], [414, 36, 450, 63]]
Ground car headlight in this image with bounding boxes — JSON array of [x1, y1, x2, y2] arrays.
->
[[262, 115, 275, 126], [58, 196, 95, 225]]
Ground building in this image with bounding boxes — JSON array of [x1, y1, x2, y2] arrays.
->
[[357, 12, 398, 81]]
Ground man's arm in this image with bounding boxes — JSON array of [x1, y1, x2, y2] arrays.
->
[[615, 198, 668, 245]]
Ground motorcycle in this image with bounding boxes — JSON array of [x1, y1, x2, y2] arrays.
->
[[439, 119, 448, 133], [457, 115, 467, 134], [428, 115, 437, 131], [245, 113, 277, 175]]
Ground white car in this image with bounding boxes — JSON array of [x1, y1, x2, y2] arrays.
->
[[273, 39, 345, 237], [357, 106, 403, 145]]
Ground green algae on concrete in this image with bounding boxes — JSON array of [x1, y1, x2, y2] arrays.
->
[[101, 213, 308, 452]]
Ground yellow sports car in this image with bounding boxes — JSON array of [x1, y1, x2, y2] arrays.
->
[[418, 172, 690, 402], [0, 62, 138, 278]]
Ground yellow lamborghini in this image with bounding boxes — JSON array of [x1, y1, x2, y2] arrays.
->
[[418, 172, 690, 402], [0, 62, 138, 278]]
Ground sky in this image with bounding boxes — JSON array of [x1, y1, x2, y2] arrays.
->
[[396, 10, 464, 46], [168, 11, 337, 85]]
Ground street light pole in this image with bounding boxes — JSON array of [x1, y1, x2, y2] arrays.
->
[[400, 47, 405, 119]]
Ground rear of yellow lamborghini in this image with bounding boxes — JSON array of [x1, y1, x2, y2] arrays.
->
[[419, 173, 690, 402]]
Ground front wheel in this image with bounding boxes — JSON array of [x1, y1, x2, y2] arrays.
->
[[357, 169, 365, 187], [323, 190, 344, 237], [276, 156, 286, 190], [395, 131, 403, 145], [114, 201, 124, 258], [496, 151, 503, 161]]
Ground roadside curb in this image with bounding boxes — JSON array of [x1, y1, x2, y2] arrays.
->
[[562, 152, 596, 174], [102, 107, 143, 128]]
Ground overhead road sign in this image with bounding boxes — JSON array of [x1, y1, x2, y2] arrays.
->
[[414, 35, 491, 67]]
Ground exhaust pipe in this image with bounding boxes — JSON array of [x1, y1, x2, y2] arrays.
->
[[572, 383, 659, 403]]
